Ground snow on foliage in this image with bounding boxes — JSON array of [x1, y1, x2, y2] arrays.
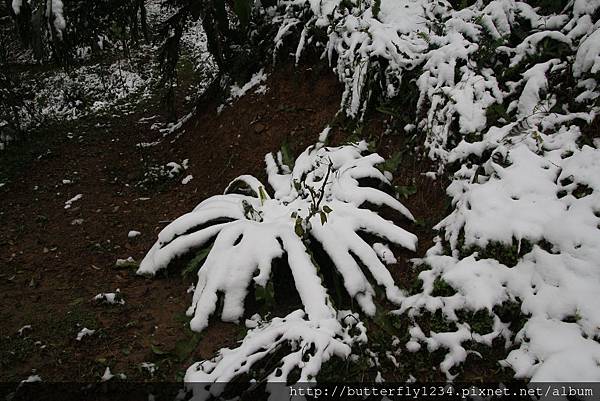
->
[[47, 0, 66, 40], [141, 141, 415, 393], [93, 290, 125, 305], [271, 0, 599, 159], [139, 141, 416, 332], [186, 310, 366, 400], [11, 0, 22, 15], [75, 327, 95, 341], [264, 0, 600, 382], [10, 61, 148, 132]]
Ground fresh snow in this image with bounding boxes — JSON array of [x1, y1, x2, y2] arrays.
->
[[17, 325, 32, 336], [64, 194, 82, 209], [115, 256, 136, 267], [181, 175, 193, 185], [76, 327, 95, 341], [142, 141, 420, 399], [126, 0, 600, 388], [217, 69, 269, 112], [140, 362, 157, 375], [93, 290, 125, 305], [186, 310, 366, 397], [47, 0, 66, 39], [19, 375, 42, 385], [127, 230, 141, 239], [100, 367, 126, 381], [11, 0, 22, 15]]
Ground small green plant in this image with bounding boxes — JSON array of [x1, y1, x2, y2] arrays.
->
[[181, 246, 212, 278], [431, 278, 456, 297], [456, 309, 494, 334], [378, 151, 402, 173], [372, 0, 382, 19], [396, 184, 417, 199]]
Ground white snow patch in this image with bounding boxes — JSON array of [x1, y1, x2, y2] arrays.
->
[[115, 257, 136, 267], [93, 290, 125, 305], [141, 362, 157, 375], [64, 194, 82, 209], [228, 69, 268, 101], [181, 175, 193, 185], [17, 325, 32, 336], [76, 327, 96, 341], [101, 367, 126, 381], [128, 230, 141, 239]]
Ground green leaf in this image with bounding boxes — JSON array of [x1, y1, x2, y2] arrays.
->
[[256, 281, 275, 315], [280, 138, 295, 170], [371, 303, 396, 336], [181, 246, 212, 278], [372, 0, 381, 19], [256, 281, 274, 302], [396, 184, 417, 199], [319, 211, 328, 225], [294, 217, 305, 238], [173, 333, 202, 362], [151, 344, 169, 356], [417, 31, 431, 44], [258, 186, 268, 205], [376, 105, 401, 117], [69, 297, 84, 306], [379, 151, 403, 174], [322, 205, 333, 214]]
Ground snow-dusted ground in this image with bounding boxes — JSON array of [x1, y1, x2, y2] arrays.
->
[[1, 0, 218, 149], [133, 0, 600, 392]]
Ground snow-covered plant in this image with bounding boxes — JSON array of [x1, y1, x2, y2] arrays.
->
[[185, 309, 367, 400], [139, 141, 417, 332], [271, 0, 599, 162]]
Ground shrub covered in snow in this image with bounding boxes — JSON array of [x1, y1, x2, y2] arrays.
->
[[140, 141, 418, 393], [140, 141, 416, 332]]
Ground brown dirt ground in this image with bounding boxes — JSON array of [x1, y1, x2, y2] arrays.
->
[[0, 59, 463, 388], [0, 62, 348, 383]]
